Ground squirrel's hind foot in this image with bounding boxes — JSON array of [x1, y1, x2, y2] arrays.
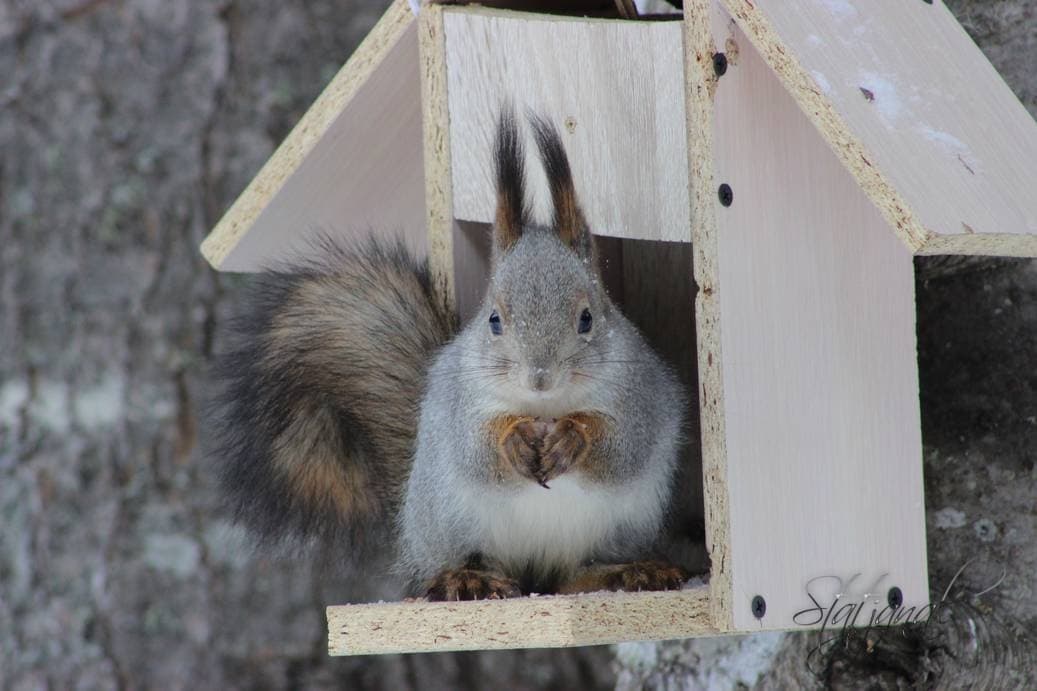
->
[[425, 561, 522, 601], [558, 560, 690, 594]]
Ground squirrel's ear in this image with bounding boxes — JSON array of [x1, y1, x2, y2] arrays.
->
[[493, 108, 528, 255], [529, 114, 594, 262]]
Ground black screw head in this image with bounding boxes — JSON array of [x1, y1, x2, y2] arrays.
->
[[713, 52, 728, 77], [887, 586, 903, 610], [718, 183, 733, 207], [751, 595, 766, 619]]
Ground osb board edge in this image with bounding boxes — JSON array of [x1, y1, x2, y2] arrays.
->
[[200, 0, 416, 269], [327, 586, 716, 656], [419, 3, 457, 315], [918, 232, 1037, 259], [684, 0, 733, 633]]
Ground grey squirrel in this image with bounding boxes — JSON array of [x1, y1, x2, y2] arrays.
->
[[209, 110, 690, 599]]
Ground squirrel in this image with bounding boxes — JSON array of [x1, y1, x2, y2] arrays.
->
[[208, 109, 691, 600]]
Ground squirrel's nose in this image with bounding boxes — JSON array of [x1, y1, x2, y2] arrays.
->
[[530, 368, 553, 392]]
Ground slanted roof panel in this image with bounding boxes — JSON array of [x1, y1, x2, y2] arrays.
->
[[721, 0, 1037, 257], [201, 0, 422, 271]]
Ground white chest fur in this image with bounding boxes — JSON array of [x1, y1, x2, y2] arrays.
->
[[460, 473, 663, 577]]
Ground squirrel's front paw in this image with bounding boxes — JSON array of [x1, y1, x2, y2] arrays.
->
[[500, 418, 548, 485], [496, 414, 594, 487], [536, 417, 590, 485], [425, 567, 522, 601]]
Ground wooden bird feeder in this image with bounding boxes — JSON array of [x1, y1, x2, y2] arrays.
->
[[200, 0, 1037, 655]]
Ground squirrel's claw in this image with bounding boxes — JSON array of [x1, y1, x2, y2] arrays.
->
[[425, 566, 523, 601], [499, 414, 593, 488]]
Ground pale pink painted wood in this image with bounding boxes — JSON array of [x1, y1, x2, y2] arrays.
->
[[710, 5, 928, 632], [217, 22, 426, 271], [722, 0, 1037, 256]]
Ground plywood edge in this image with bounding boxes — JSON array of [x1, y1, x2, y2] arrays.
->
[[419, 3, 457, 315], [717, 0, 928, 255], [327, 586, 715, 655], [200, 0, 416, 270], [918, 232, 1037, 259], [683, 1, 733, 633]]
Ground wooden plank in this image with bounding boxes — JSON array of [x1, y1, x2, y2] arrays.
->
[[418, 3, 458, 315], [683, 0, 733, 632], [327, 586, 715, 655], [442, 8, 690, 242], [720, 0, 1037, 257], [708, 4, 928, 632], [201, 0, 424, 271]]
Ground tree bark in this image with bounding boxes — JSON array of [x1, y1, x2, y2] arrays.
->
[[1, 0, 1033, 688], [0, 1, 615, 687]]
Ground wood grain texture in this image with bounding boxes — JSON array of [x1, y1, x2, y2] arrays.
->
[[710, 4, 928, 632], [327, 586, 715, 655], [201, 0, 425, 271], [684, 0, 733, 632], [720, 0, 1037, 257], [419, 3, 458, 315], [442, 8, 689, 242]]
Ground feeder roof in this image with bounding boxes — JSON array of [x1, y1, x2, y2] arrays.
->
[[201, 0, 1037, 270]]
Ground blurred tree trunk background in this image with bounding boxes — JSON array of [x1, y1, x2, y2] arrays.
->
[[0, 0, 1033, 688]]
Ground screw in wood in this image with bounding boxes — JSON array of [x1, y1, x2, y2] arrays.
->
[[718, 183, 733, 207], [751, 595, 766, 619], [887, 586, 904, 610], [713, 52, 728, 77]]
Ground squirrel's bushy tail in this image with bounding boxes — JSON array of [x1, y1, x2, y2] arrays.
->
[[208, 237, 454, 550]]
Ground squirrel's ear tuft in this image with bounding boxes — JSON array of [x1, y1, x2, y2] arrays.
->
[[529, 113, 593, 261], [493, 107, 528, 255]]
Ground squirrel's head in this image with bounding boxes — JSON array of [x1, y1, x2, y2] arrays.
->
[[474, 110, 616, 409]]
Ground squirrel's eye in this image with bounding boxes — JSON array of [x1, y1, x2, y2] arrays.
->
[[578, 308, 593, 334], [489, 310, 503, 336]]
